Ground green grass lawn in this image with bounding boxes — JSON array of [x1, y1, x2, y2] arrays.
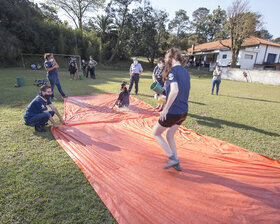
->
[[0, 64, 279, 223]]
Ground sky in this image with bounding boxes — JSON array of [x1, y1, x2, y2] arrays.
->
[[33, 0, 280, 38]]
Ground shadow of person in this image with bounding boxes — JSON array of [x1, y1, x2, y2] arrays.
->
[[170, 168, 280, 210], [55, 126, 121, 151], [189, 113, 280, 137]]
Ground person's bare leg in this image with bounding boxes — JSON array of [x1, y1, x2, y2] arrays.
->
[[152, 122, 173, 157], [166, 124, 180, 159]]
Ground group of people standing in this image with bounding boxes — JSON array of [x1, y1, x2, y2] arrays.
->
[[68, 56, 98, 80], [24, 47, 223, 171]]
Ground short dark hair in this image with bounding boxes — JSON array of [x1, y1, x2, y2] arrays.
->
[[40, 85, 51, 92], [157, 57, 164, 63]]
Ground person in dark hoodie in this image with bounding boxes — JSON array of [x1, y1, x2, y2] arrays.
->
[[24, 85, 65, 132], [112, 81, 130, 109]]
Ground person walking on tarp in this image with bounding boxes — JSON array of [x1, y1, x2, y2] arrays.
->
[[112, 81, 130, 109], [152, 48, 190, 171], [128, 57, 143, 95], [88, 56, 98, 79], [211, 65, 222, 95], [24, 85, 65, 132], [44, 53, 67, 100]]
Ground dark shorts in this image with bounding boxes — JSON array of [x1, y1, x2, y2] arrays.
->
[[158, 112, 188, 127]]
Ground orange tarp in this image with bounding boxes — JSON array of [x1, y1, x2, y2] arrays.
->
[[52, 94, 280, 224]]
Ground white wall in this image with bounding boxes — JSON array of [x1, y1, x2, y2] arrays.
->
[[220, 67, 280, 85], [216, 51, 232, 66], [255, 45, 280, 64], [239, 50, 257, 69]]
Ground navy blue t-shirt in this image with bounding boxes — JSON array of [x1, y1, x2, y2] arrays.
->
[[44, 60, 58, 77], [117, 91, 130, 107], [165, 65, 190, 114], [24, 94, 52, 120], [153, 65, 165, 87]]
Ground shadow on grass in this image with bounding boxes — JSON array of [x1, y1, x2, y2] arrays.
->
[[189, 113, 280, 137], [172, 168, 280, 210], [220, 94, 280, 104]]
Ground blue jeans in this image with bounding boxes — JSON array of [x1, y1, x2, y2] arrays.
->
[[48, 75, 66, 98], [25, 111, 55, 127], [128, 73, 140, 94], [212, 79, 221, 95]]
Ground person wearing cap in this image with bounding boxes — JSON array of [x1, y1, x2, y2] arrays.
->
[[112, 81, 130, 108], [24, 85, 65, 132], [44, 53, 67, 100], [128, 57, 143, 95]]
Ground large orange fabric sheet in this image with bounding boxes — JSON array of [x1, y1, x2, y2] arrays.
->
[[52, 94, 280, 224]]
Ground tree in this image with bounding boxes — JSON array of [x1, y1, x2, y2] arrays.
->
[[106, 0, 141, 63], [255, 29, 273, 41], [273, 37, 280, 43], [169, 10, 189, 38], [192, 7, 210, 44], [222, 0, 261, 68], [207, 6, 228, 41], [48, 0, 105, 32], [39, 3, 62, 24], [89, 14, 117, 62], [129, 2, 169, 66]]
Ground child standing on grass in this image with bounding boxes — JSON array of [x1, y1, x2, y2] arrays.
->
[[152, 48, 190, 171]]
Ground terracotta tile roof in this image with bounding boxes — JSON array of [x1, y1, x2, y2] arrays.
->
[[187, 36, 280, 53]]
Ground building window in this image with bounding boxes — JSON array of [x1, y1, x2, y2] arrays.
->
[[267, 53, 277, 63], [245, 54, 254, 60], [222, 54, 227, 59]]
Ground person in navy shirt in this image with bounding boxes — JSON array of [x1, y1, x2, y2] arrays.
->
[[112, 81, 130, 108], [128, 57, 143, 95], [152, 48, 190, 171], [44, 53, 67, 100], [24, 85, 65, 132], [152, 57, 165, 112]]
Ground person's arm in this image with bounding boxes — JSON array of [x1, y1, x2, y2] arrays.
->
[[45, 62, 59, 72], [49, 104, 64, 124], [139, 64, 143, 75], [160, 82, 179, 121], [130, 64, 133, 75], [112, 99, 119, 109]]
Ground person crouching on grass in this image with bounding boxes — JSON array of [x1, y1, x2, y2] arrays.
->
[[152, 48, 190, 171], [23, 85, 65, 132], [112, 81, 130, 109]]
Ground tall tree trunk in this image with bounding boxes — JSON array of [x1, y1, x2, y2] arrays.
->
[[107, 6, 128, 63]]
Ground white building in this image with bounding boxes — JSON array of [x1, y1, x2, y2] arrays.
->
[[187, 37, 280, 71]]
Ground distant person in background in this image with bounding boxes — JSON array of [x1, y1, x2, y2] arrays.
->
[[152, 57, 165, 112], [68, 57, 78, 80], [36, 64, 41, 70], [24, 85, 65, 132], [88, 56, 97, 79], [211, 65, 222, 95], [31, 64, 36, 70], [128, 57, 143, 95], [44, 53, 67, 100], [81, 59, 87, 77]]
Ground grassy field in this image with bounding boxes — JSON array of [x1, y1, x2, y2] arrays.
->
[[1, 62, 280, 223]]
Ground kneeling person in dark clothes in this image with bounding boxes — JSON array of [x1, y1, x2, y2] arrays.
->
[[24, 85, 65, 132], [112, 81, 130, 109]]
